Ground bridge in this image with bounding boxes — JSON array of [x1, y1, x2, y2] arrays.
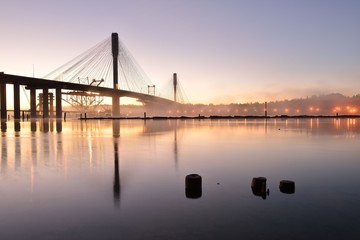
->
[[0, 33, 185, 120]]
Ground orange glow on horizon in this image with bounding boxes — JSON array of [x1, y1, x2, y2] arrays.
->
[[349, 108, 357, 113]]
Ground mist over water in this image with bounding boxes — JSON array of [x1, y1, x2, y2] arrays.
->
[[1, 119, 360, 239]]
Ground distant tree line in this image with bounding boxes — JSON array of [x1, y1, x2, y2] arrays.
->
[[69, 93, 360, 117]]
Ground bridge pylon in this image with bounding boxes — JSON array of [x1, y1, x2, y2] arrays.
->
[[173, 73, 177, 102], [112, 32, 120, 116]]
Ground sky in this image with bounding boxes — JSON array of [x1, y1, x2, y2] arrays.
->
[[1, 0, 360, 105]]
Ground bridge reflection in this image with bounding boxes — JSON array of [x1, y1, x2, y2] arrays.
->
[[1, 118, 360, 210], [113, 121, 121, 207], [3, 113, 358, 135], [113, 139, 121, 207]]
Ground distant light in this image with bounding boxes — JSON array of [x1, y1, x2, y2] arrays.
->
[[349, 108, 357, 113]]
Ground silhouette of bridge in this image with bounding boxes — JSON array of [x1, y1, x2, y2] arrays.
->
[[0, 33, 185, 119]]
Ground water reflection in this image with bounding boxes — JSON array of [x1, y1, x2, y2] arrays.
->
[[113, 120, 121, 207], [0, 117, 359, 135], [1, 136, 7, 173], [15, 135, 21, 170], [1, 120, 6, 132], [25, 120, 63, 133], [31, 120, 37, 132], [56, 120, 62, 133], [41, 120, 49, 133], [174, 123, 178, 168], [113, 139, 121, 207], [1, 118, 360, 239], [31, 132, 37, 193], [14, 120, 20, 132], [112, 120, 120, 138]]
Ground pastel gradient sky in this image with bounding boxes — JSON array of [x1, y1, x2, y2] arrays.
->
[[1, 0, 360, 104]]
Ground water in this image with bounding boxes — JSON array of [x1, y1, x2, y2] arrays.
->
[[1, 118, 360, 239]]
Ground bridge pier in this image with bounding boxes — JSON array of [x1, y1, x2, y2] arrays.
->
[[56, 88, 62, 118], [14, 82, 20, 119], [43, 88, 49, 118], [49, 93, 54, 117], [112, 96, 120, 117], [30, 88, 37, 118], [0, 82, 7, 119]]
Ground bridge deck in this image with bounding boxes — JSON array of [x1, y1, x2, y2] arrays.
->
[[0, 73, 178, 105]]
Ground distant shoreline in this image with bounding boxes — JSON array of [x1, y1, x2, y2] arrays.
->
[[79, 114, 360, 120]]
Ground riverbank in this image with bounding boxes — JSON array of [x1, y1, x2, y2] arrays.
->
[[79, 114, 360, 120]]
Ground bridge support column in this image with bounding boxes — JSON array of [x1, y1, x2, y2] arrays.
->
[[43, 88, 49, 118], [49, 93, 54, 117], [0, 83, 7, 120], [173, 73, 177, 102], [112, 33, 119, 90], [14, 82, 20, 119], [112, 96, 120, 117], [56, 88, 62, 119], [30, 88, 37, 118]]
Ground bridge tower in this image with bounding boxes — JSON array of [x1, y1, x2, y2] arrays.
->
[[173, 73, 177, 102], [112, 33, 120, 116]]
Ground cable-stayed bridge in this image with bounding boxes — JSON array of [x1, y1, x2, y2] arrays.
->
[[0, 33, 186, 119]]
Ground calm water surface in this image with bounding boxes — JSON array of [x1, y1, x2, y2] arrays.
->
[[1, 118, 360, 239]]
